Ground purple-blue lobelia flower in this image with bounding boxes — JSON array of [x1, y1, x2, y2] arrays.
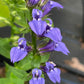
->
[[27, 0, 40, 6], [10, 38, 31, 63], [29, 9, 48, 36], [29, 20, 47, 36], [29, 68, 45, 84], [42, 0, 63, 16], [41, 62, 61, 84], [32, 9, 43, 21], [42, 18, 62, 43], [38, 18, 70, 55], [44, 18, 63, 42], [39, 40, 70, 55]]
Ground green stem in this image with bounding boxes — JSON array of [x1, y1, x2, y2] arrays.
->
[[25, 0, 37, 55], [28, 8, 37, 55], [31, 31, 37, 55]]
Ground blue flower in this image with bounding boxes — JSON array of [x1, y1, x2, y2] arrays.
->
[[10, 38, 31, 63], [39, 40, 55, 52], [41, 18, 70, 55], [41, 62, 61, 84], [43, 19, 62, 42], [29, 20, 47, 36], [29, 68, 45, 84], [32, 9, 43, 21], [27, 0, 40, 6], [44, 28, 62, 43], [39, 40, 70, 55], [42, 0, 63, 16]]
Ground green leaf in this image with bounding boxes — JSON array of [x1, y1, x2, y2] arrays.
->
[[16, 53, 33, 71], [14, 7, 30, 28], [0, 38, 12, 58], [6, 64, 28, 81], [0, 0, 10, 27], [0, 17, 10, 25], [0, 78, 24, 84], [11, 68, 28, 81], [41, 53, 50, 63], [14, 10, 28, 28], [33, 55, 41, 68]]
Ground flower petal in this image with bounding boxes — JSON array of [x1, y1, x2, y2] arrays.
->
[[29, 78, 45, 84], [54, 68, 61, 83], [29, 0, 39, 5], [39, 41, 55, 51], [42, 1, 63, 16], [50, 1, 63, 9], [42, 1, 51, 16], [54, 42, 70, 55], [29, 78, 38, 84], [29, 20, 47, 36], [46, 62, 54, 70], [44, 28, 62, 42], [32, 68, 42, 78], [32, 9, 43, 20], [10, 47, 17, 62], [47, 68, 61, 83], [10, 47, 27, 63], [47, 70, 56, 83], [18, 38, 26, 47], [38, 78, 45, 84]]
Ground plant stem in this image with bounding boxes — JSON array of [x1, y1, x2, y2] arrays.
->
[[31, 31, 37, 55], [29, 8, 37, 55]]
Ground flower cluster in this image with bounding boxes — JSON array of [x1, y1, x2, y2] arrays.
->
[[10, 0, 70, 84]]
